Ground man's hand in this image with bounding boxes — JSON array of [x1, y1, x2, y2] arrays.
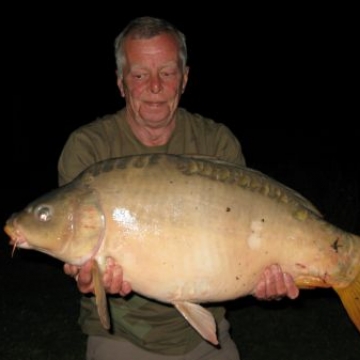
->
[[64, 257, 132, 296], [253, 264, 299, 300]]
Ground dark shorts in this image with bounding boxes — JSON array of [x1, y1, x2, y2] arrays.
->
[[86, 319, 240, 360]]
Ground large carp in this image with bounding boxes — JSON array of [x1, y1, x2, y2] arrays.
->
[[4, 154, 360, 345]]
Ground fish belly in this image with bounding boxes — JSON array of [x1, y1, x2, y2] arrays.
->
[[93, 158, 333, 304]]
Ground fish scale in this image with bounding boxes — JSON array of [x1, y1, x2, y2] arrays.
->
[[4, 153, 360, 346]]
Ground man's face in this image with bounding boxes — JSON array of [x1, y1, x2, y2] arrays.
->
[[118, 33, 189, 129]]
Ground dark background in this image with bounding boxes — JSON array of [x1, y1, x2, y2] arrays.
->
[[3, 4, 359, 359], [9, 5, 358, 194]]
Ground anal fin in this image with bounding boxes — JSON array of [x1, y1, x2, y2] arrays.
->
[[174, 301, 218, 345]]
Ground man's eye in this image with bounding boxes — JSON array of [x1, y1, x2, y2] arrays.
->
[[161, 71, 175, 77], [133, 74, 146, 80]]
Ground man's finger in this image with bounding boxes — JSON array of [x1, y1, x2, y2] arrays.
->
[[284, 272, 300, 299]]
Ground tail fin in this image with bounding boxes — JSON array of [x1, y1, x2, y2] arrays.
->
[[334, 271, 360, 332]]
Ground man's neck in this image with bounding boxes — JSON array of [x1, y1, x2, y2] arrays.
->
[[126, 114, 176, 147]]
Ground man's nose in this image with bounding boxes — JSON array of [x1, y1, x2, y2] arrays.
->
[[149, 75, 162, 94]]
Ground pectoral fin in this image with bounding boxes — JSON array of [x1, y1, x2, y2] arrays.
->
[[173, 301, 218, 345], [92, 260, 110, 329]]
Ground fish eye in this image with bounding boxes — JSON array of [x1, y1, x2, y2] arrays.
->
[[34, 205, 53, 222]]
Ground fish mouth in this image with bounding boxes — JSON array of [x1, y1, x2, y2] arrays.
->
[[4, 220, 31, 250]]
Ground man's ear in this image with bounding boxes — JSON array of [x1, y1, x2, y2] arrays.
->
[[116, 72, 125, 98], [182, 66, 190, 93]]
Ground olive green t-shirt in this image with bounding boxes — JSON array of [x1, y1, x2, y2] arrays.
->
[[57, 107, 246, 355]]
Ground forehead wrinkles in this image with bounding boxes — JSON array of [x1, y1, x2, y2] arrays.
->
[[124, 35, 181, 67]]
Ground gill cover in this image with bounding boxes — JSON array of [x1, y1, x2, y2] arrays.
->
[[7, 183, 105, 265]]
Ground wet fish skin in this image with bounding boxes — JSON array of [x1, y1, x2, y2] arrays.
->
[[4, 154, 360, 345]]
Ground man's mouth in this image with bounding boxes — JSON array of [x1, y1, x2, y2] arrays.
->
[[144, 101, 165, 108]]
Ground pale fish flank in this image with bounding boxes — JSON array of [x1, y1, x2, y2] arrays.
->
[[247, 220, 264, 249], [4, 153, 360, 347], [112, 207, 139, 232]]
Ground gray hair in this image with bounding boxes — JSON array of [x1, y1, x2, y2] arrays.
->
[[114, 16, 188, 76]]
